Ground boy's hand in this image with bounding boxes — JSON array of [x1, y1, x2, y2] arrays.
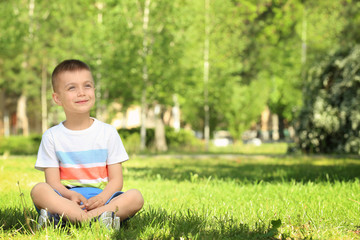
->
[[85, 195, 105, 211], [68, 191, 88, 210]]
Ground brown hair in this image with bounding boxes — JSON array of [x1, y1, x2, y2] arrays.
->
[[51, 59, 92, 92]]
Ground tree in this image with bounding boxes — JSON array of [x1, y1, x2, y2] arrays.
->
[[0, 0, 27, 136], [141, 0, 151, 151], [103, 0, 192, 151], [180, 0, 272, 141], [297, 45, 360, 154]]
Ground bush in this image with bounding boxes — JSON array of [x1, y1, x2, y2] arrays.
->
[[118, 127, 203, 153], [0, 135, 41, 155], [122, 132, 141, 154], [296, 45, 360, 154], [118, 127, 155, 148], [165, 127, 203, 151]]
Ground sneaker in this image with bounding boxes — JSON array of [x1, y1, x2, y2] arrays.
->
[[37, 209, 63, 230], [37, 209, 49, 230], [113, 216, 121, 230], [98, 211, 120, 230]]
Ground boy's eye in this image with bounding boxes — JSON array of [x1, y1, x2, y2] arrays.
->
[[85, 84, 93, 88], [68, 86, 75, 90]]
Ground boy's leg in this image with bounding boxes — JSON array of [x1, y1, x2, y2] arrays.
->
[[31, 183, 88, 222], [86, 189, 144, 220]]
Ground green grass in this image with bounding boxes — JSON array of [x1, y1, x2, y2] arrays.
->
[[1, 151, 360, 239], [208, 142, 290, 155]]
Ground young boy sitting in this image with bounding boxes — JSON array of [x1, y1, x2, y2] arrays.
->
[[31, 59, 144, 230]]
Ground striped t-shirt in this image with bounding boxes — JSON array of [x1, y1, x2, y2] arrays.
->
[[35, 118, 128, 189]]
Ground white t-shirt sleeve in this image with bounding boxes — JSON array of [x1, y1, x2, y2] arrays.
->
[[106, 126, 129, 165], [35, 129, 60, 171]]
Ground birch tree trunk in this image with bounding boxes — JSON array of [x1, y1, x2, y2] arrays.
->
[[301, 5, 307, 90], [4, 110, 9, 137], [172, 94, 180, 132], [140, 0, 151, 151], [41, 59, 48, 133], [203, 0, 210, 151], [154, 104, 168, 152], [95, 2, 107, 121], [16, 94, 29, 136], [16, 0, 35, 136]]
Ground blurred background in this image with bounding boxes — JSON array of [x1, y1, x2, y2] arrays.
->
[[0, 0, 359, 155]]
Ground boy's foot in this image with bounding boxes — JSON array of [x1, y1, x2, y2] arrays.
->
[[37, 209, 63, 230], [113, 215, 121, 230], [98, 211, 120, 230], [37, 209, 49, 229]]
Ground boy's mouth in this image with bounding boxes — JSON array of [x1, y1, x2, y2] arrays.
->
[[75, 100, 89, 104]]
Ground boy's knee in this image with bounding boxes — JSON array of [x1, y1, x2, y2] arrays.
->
[[30, 182, 49, 198], [128, 189, 144, 210]]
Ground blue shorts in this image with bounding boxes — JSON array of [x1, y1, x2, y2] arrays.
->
[[36, 187, 124, 214]]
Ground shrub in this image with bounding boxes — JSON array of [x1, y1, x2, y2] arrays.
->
[[165, 127, 203, 151], [118, 127, 203, 152], [0, 135, 41, 155], [118, 127, 154, 149], [296, 45, 360, 154], [122, 132, 141, 154]]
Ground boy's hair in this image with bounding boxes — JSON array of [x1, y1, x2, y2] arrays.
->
[[51, 59, 91, 92]]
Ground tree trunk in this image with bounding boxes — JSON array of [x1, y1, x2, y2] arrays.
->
[[0, 89, 4, 136], [278, 114, 285, 140], [16, 0, 34, 136], [4, 110, 10, 137], [261, 106, 270, 141], [272, 114, 279, 141], [16, 93, 29, 136], [95, 2, 106, 122], [41, 59, 48, 133], [140, 0, 151, 151], [172, 94, 180, 132], [301, 5, 307, 94], [154, 104, 168, 152], [95, 59, 107, 122], [203, 0, 210, 151]]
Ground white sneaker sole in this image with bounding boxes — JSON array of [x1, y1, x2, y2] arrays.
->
[[98, 211, 120, 230]]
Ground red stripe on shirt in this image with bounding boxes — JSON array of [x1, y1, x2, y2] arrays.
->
[[60, 166, 108, 180]]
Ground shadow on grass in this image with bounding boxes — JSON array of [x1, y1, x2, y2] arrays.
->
[[0, 207, 37, 234], [112, 207, 280, 240], [0, 207, 279, 239], [129, 155, 360, 183]]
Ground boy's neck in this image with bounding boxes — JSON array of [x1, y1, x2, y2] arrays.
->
[[63, 115, 94, 130]]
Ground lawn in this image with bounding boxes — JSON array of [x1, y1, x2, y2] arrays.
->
[[1, 150, 360, 239]]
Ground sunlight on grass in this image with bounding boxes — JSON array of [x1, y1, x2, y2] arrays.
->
[[209, 142, 289, 155]]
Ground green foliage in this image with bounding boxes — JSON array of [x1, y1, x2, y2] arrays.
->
[[0, 135, 41, 155], [119, 127, 203, 153], [165, 127, 203, 151], [2, 0, 360, 147], [118, 128, 154, 151], [297, 45, 360, 154], [225, 78, 270, 140], [340, 0, 360, 46], [121, 132, 141, 155]]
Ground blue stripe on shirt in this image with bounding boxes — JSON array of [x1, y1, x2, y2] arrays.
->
[[56, 149, 108, 165]]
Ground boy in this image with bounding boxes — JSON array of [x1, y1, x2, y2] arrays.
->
[[31, 59, 144, 230]]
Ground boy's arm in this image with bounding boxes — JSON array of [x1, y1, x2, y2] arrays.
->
[[85, 163, 123, 211], [44, 167, 88, 209]]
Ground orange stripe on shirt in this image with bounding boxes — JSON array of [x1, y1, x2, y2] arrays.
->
[[60, 166, 108, 180]]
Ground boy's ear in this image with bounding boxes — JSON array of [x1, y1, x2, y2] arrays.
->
[[52, 93, 62, 106]]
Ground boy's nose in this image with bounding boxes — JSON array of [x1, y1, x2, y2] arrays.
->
[[77, 87, 86, 96]]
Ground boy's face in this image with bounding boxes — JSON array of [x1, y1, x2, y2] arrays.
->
[[52, 70, 95, 116]]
